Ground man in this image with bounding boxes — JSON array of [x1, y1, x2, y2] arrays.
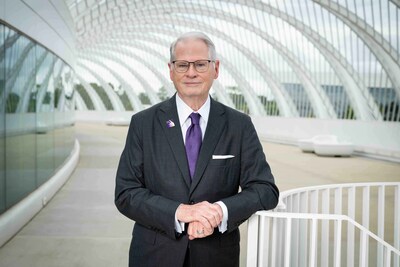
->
[[115, 31, 279, 267]]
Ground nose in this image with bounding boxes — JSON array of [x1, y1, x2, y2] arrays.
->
[[186, 63, 197, 77]]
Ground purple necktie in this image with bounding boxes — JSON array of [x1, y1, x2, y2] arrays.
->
[[185, 113, 202, 179]]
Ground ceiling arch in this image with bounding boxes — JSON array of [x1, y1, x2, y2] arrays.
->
[[64, 0, 399, 121]]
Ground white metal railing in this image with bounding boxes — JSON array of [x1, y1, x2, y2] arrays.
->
[[247, 182, 400, 267], [247, 211, 400, 267]]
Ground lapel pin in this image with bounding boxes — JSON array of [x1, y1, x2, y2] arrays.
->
[[166, 120, 175, 128]]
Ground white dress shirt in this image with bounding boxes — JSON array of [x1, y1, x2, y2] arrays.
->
[[174, 94, 228, 234]]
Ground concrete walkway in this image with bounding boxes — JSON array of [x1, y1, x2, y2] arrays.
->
[[0, 122, 399, 267]]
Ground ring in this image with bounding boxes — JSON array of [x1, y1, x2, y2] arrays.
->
[[196, 229, 204, 235]]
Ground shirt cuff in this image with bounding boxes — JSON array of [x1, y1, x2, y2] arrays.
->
[[215, 201, 228, 233], [174, 208, 185, 233]]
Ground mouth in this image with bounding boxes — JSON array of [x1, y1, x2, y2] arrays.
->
[[184, 82, 202, 87]]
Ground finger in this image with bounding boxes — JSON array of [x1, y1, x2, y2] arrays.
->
[[188, 222, 203, 237], [193, 205, 221, 228], [203, 227, 214, 236]]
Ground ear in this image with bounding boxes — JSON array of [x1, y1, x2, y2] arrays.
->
[[213, 60, 220, 79]]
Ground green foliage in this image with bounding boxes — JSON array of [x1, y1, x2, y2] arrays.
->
[[258, 95, 280, 116], [380, 101, 400, 121], [118, 90, 134, 111], [344, 105, 355, 120], [75, 84, 95, 110], [90, 83, 113, 110], [54, 88, 62, 109], [139, 92, 151, 105], [157, 86, 169, 101], [6, 93, 19, 113], [28, 92, 36, 113]]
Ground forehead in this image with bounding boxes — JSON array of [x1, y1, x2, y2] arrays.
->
[[174, 38, 209, 59]]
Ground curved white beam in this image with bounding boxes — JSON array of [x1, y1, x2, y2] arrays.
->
[[77, 59, 125, 111], [314, 0, 400, 102], [108, 32, 266, 115], [99, 37, 235, 109], [70, 0, 394, 120], [74, 90, 88, 111], [75, 68, 107, 111], [115, 21, 298, 117], [95, 43, 175, 96], [79, 51, 145, 111], [82, 49, 160, 105], [78, 4, 336, 118]]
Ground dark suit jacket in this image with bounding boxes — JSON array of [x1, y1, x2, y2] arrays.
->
[[115, 95, 279, 267]]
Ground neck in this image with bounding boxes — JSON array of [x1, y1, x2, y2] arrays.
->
[[178, 93, 208, 111]]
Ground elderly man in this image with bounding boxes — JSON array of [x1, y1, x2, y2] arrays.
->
[[115, 31, 279, 267]]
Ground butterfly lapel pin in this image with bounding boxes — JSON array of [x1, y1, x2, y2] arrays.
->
[[166, 120, 175, 128]]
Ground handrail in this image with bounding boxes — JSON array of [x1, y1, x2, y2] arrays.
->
[[247, 182, 400, 267], [247, 211, 400, 267], [276, 182, 400, 251], [278, 182, 400, 199]]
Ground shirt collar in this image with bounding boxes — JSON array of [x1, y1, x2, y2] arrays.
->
[[176, 94, 210, 126]]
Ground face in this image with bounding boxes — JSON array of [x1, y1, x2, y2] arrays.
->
[[168, 39, 219, 103]]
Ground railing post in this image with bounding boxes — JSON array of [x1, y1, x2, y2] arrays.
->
[[394, 185, 400, 267], [258, 215, 270, 266], [384, 248, 391, 267], [309, 218, 318, 267], [299, 192, 309, 267], [377, 185, 385, 267], [321, 189, 330, 267], [347, 186, 356, 267], [334, 187, 342, 214], [271, 217, 278, 267], [333, 219, 342, 267], [247, 214, 259, 267], [362, 186, 370, 267], [284, 218, 292, 267], [360, 231, 368, 267]]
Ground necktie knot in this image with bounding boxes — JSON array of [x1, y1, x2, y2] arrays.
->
[[189, 112, 201, 125]]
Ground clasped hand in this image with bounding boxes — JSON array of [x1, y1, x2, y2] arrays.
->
[[176, 201, 223, 240]]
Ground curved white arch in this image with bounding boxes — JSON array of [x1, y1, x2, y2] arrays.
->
[[74, 71, 107, 111], [79, 50, 145, 111], [77, 59, 125, 111]]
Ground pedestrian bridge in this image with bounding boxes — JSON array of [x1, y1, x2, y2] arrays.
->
[[0, 122, 399, 266]]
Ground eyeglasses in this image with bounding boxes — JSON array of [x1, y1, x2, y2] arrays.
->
[[172, 60, 214, 73]]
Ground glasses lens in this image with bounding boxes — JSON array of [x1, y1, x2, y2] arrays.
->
[[194, 60, 209, 72], [173, 60, 211, 73], [174, 61, 189, 72]]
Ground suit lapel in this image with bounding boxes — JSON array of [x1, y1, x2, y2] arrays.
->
[[159, 96, 191, 187], [190, 99, 226, 194]]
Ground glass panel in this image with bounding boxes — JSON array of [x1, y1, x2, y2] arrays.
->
[[54, 63, 75, 168], [0, 22, 75, 215], [0, 24, 5, 213], [5, 28, 37, 208], [36, 47, 55, 186]]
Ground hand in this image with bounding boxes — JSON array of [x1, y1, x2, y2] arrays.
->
[[176, 201, 223, 230], [187, 221, 214, 240]]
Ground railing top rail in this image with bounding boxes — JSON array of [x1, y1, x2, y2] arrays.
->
[[280, 182, 400, 198], [255, 211, 400, 256]]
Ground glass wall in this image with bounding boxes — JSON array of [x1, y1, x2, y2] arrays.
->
[[0, 22, 75, 215]]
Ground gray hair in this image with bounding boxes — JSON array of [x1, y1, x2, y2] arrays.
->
[[169, 32, 217, 62]]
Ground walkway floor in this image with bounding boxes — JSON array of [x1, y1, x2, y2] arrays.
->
[[0, 122, 399, 267]]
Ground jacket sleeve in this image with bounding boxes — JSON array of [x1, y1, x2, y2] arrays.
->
[[220, 116, 279, 232]]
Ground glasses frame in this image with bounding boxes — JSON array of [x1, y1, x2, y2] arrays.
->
[[171, 59, 215, 73]]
